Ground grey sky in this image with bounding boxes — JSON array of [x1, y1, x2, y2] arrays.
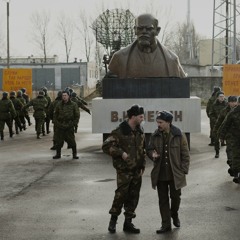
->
[[0, 0, 214, 62]]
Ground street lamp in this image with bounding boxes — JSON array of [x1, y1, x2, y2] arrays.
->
[[4, 0, 10, 68]]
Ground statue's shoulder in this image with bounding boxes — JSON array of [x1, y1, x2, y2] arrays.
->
[[159, 42, 178, 60]]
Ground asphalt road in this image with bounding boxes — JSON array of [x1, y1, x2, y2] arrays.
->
[[0, 108, 239, 240]]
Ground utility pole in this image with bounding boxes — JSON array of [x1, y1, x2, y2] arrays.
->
[[6, 0, 10, 68], [211, 0, 239, 73]]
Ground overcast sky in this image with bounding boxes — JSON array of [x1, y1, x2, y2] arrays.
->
[[0, 0, 214, 62]]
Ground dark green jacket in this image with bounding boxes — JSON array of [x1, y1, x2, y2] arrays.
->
[[219, 105, 240, 141], [54, 100, 80, 129], [102, 120, 146, 172], [48, 96, 62, 121], [10, 96, 24, 112], [209, 100, 227, 124], [0, 98, 17, 120], [23, 96, 48, 118]]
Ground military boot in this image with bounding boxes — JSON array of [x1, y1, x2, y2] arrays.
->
[[0, 131, 4, 140], [208, 138, 215, 146], [72, 146, 79, 159], [50, 141, 57, 150], [215, 150, 219, 158], [233, 172, 240, 184], [123, 218, 140, 234], [53, 148, 61, 159], [9, 129, 14, 138], [108, 215, 118, 233], [37, 133, 41, 139]]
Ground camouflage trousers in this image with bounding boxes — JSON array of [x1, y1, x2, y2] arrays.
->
[[109, 170, 142, 219], [226, 137, 233, 166], [231, 141, 240, 173], [34, 117, 45, 135], [55, 127, 76, 148], [0, 119, 12, 132]]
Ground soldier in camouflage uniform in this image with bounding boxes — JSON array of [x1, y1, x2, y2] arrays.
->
[[214, 96, 238, 175], [0, 92, 17, 140], [9, 91, 24, 134], [48, 91, 62, 150], [23, 91, 48, 139], [16, 90, 27, 130], [21, 88, 32, 126], [219, 97, 240, 184], [102, 105, 146, 234], [41, 87, 52, 135], [206, 86, 221, 146], [53, 91, 80, 159], [71, 92, 91, 132], [209, 91, 227, 158]]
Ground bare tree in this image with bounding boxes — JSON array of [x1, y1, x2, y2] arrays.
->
[[57, 13, 74, 63], [30, 10, 51, 62], [166, 21, 202, 64], [76, 11, 94, 62]]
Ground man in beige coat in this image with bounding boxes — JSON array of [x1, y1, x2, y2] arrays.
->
[[147, 111, 190, 234]]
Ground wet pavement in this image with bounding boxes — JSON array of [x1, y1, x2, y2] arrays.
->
[[0, 108, 239, 240]]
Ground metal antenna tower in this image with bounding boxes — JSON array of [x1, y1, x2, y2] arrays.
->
[[211, 0, 240, 72]]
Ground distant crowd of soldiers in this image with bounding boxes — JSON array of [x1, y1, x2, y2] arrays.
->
[[0, 87, 91, 152], [206, 86, 240, 184]]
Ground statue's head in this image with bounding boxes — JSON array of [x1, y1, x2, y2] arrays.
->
[[134, 14, 161, 49]]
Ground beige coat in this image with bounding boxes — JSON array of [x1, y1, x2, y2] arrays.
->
[[147, 125, 190, 190]]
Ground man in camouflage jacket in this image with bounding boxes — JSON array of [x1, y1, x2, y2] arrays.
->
[[206, 86, 221, 145], [9, 91, 24, 134], [219, 98, 240, 184], [23, 91, 48, 139], [214, 96, 238, 174], [0, 92, 16, 140], [48, 91, 62, 150], [102, 105, 145, 234], [209, 91, 227, 158], [53, 91, 80, 159]]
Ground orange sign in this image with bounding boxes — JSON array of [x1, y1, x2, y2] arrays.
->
[[223, 64, 240, 96], [3, 69, 32, 98]]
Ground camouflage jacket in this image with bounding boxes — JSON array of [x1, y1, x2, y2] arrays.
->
[[206, 95, 217, 117], [10, 96, 24, 112], [71, 97, 90, 114], [219, 105, 240, 141], [0, 98, 17, 120], [213, 105, 231, 136], [24, 96, 48, 118], [209, 100, 227, 123], [17, 96, 26, 105], [54, 100, 80, 129], [48, 97, 62, 121], [102, 120, 146, 172], [22, 93, 30, 103]]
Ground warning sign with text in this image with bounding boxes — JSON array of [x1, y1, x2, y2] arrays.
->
[[223, 64, 240, 96], [3, 69, 32, 97]]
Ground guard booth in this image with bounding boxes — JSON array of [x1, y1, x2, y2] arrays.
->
[[92, 77, 201, 147]]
